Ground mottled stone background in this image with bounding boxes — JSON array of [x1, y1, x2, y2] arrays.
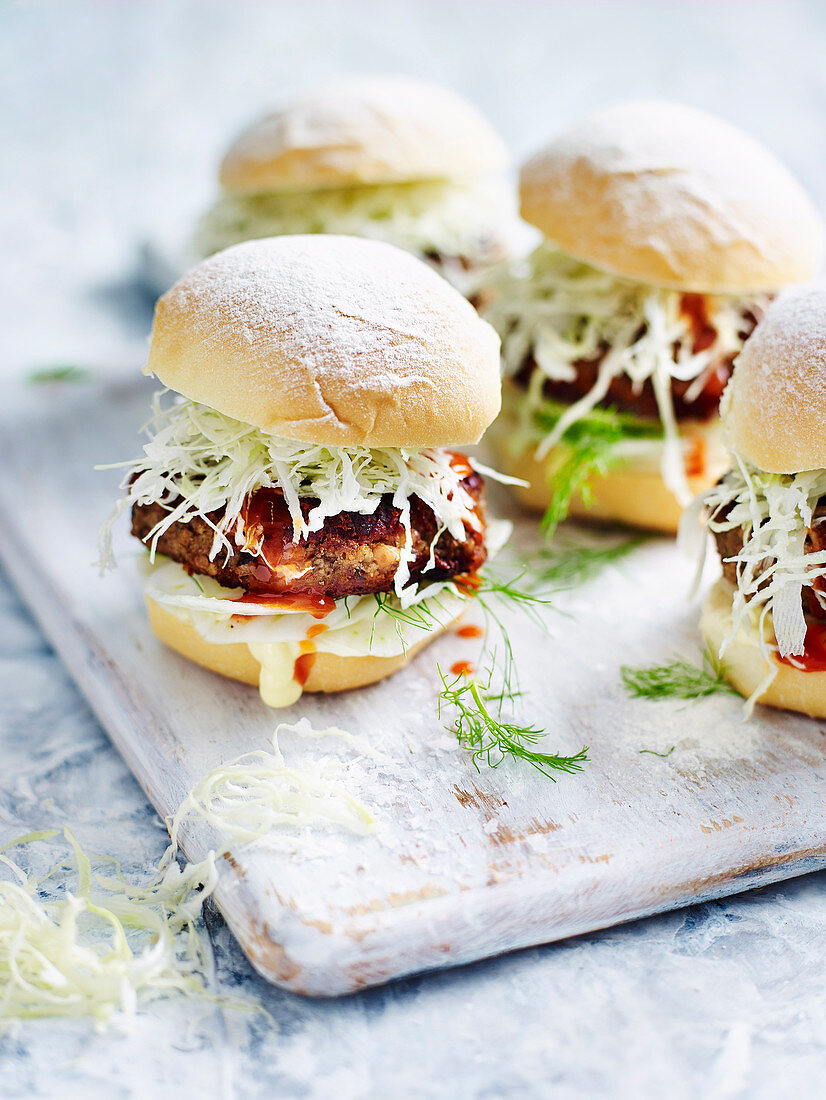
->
[[2, 2, 826, 1096]]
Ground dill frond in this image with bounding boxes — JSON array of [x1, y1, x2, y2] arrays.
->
[[620, 648, 737, 701], [438, 668, 588, 780], [528, 533, 645, 589], [534, 400, 663, 537], [27, 364, 90, 385]]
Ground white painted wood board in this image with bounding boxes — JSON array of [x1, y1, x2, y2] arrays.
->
[[2, 373, 826, 997]]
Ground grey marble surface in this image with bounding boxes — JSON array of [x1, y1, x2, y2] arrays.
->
[[3, 2, 826, 1096]]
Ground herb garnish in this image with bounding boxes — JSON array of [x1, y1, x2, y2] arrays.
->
[[525, 532, 645, 590], [533, 400, 663, 537], [621, 649, 737, 701], [438, 667, 588, 780], [27, 365, 91, 385], [639, 745, 676, 758]]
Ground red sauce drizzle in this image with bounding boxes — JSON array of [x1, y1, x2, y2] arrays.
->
[[232, 591, 335, 619], [778, 622, 826, 673], [684, 436, 706, 479], [239, 488, 322, 594], [451, 660, 475, 677], [294, 652, 317, 686], [306, 622, 329, 639], [447, 451, 474, 478], [680, 293, 717, 354], [293, 639, 318, 686], [452, 573, 482, 597], [456, 624, 484, 638]]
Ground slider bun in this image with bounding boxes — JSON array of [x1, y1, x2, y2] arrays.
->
[[721, 281, 826, 473], [146, 598, 451, 695], [701, 578, 826, 718], [219, 76, 508, 195], [520, 100, 824, 293], [145, 235, 501, 448]]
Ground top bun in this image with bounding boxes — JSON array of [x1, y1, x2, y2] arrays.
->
[[721, 281, 826, 472], [145, 235, 501, 448], [520, 100, 824, 293], [219, 76, 508, 195]]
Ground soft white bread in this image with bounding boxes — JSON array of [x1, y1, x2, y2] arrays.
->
[[145, 235, 501, 447], [702, 578, 826, 718], [520, 100, 824, 294], [721, 281, 826, 473], [219, 76, 508, 195], [146, 598, 449, 695]]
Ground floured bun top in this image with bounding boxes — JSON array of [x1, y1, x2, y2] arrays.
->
[[219, 76, 508, 195], [722, 281, 826, 472], [145, 235, 502, 447], [520, 100, 824, 293]]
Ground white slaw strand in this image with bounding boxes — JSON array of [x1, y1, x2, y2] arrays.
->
[[99, 393, 493, 601], [194, 178, 515, 266], [480, 245, 767, 497], [703, 458, 826, 670]]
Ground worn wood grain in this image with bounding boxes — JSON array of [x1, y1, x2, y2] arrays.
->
[[2, 375, 826, 996]]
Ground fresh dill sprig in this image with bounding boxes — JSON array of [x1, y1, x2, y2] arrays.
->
[[27, 364, 91, 385], [438, 667, 588, 780], [476, 569, 556, 627], [639, 745, 676, 758], [526, 533, 645, 590], [368, 565, 557, 695], [534, 400, 662, 537], [620, 648, 737, 701]]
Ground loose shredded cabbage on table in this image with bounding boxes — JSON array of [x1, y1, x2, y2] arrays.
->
[[0, 828, 223, 1031], [169, 722, 377, 848], [0, 723, 375, 1031], [480, 245, 767, 502]]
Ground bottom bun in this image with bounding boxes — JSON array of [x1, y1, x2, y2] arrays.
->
[[146, 596, 450, 696], [490, 428, 727, 535], [701, 578, 826, 718]]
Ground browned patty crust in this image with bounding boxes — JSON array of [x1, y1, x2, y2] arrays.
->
[[132, 472, 487, 598]]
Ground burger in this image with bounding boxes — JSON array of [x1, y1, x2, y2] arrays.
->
[[697, 282, 826, 718], [478, 100, 823, 533], [100, 235, 502, 707], [193, 76, 519, 289]]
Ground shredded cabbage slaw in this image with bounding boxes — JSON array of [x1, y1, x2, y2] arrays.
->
[[480, 245, 767, 502], [100, 392, 496, 602], [0, 828, 222, 1030], [1, 724, 375, 1031], [702, 459, 826, 677], [169, 722, 376, 848], [194, 177, 515, 266]]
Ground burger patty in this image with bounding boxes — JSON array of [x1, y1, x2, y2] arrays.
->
[[711, 500, 826, 620], [131, 473, 487, 599], [515, 295, 760, 424]]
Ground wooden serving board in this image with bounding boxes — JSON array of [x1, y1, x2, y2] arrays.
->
[[3, 373, 826, 996]]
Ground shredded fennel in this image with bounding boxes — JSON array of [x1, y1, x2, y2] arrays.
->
[[703, 458, 826, 667], [169, 722, 376, 848], [99, 392, 489, 601], [194, 177, 514, 265], [0, 723, 377, 1031], [480, 244, 766, 504], [0, 828, 225, 1031]]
